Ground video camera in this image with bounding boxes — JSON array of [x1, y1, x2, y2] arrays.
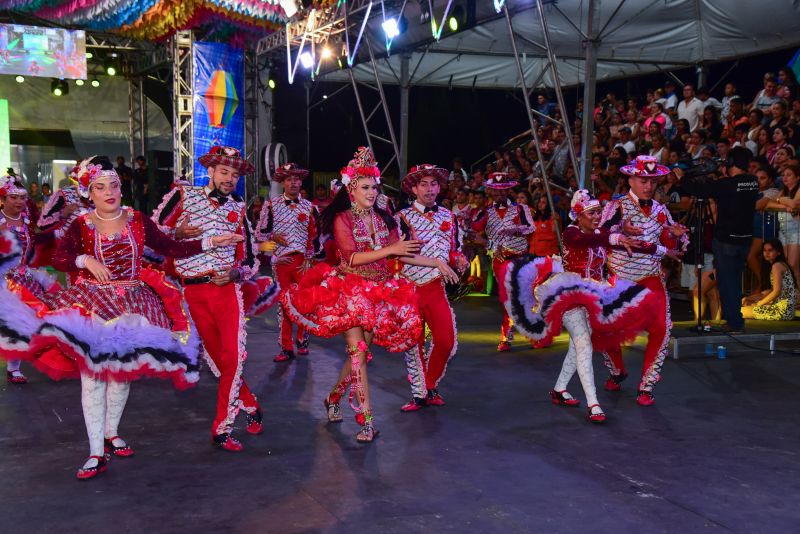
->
[[676, 157, 722, 198]]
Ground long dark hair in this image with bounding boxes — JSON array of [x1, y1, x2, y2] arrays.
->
[[320, 183, 397, 236], [782, 163, 800, 199], [762, 239, 797, 290]]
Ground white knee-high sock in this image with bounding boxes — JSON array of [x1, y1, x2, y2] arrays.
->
[[80, 373, 107, 457], [554, 336, 578, 392], [562, 308, 599, 407], [6, 360, 21, 373], [104, 380, 131, 439]]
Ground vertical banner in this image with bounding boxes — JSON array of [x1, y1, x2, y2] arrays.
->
[[192, 41, 245, 195], [0, 100, 9, 174]]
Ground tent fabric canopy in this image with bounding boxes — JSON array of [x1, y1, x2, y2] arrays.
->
[[320, 0, 800, 89]]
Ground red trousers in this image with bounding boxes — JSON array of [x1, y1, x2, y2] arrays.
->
[[184, 282, 259, 435], [493, 257, 514, 341], [274, 254, 307, 351], [602, 275, 671, 392], [404, 281, 457, 397]]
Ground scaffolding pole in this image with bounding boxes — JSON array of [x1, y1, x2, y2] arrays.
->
[[580, 0, 600, 188], [127, 76, 146, 164], [503, 4, 562, 253], [534, 0, 580, 178]]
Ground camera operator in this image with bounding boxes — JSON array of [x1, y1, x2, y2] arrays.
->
[[676, 147, 759, 333]]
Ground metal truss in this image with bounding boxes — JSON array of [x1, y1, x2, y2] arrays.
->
[[172, 30, 195, 183], [243, 50, 260, 205], [346, 33, 402, 181], [127, 77, 147, 164], [255, 0, 378, 57]]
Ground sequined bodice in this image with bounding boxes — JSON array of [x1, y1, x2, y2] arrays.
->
[[91, 224, 139, 281]]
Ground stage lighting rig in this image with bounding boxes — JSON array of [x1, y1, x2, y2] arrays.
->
[[91, 78, 101, 88], [51, 79, 68, 97], [75, 79, 85, 87], [382, 18, 400, 38], [299, 51, 314, 69], [15, 75, 24, 83], [448, 5, 466, 32]]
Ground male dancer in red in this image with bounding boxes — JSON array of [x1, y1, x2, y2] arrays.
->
[[396, 165, 467, 411], [472, 172, 535, 351], [600, 155, 687, 405], [256, 163, 320, 362], [152, 146, 262, 451]]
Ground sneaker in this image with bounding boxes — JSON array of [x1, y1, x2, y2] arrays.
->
[[497, 340, 511, 352]]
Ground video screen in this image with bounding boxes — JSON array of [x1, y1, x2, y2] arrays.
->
[[0, 24, 87, 79]]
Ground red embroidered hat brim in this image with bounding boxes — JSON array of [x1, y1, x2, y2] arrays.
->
[[619, 163, 670, 177], [198, 154, 255, 175], [272, 168, 310, 182], [400, 167, 449, 195]]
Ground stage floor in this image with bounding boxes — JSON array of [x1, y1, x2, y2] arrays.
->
[[1, 296, 798, 532]]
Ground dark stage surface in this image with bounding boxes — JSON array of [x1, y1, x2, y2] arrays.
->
[[1, 297, 798, 533]]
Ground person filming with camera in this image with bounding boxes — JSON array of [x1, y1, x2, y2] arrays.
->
[[675, 147, 759, 333]]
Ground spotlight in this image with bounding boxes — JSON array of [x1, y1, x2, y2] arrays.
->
[[268, 78, 276, 90], [86, 51, 93, 59], [15, 75, 24, 83], [75, 79, 85, 86], [51, 79, 68, 97], [91, 78, 100, 88], [448, 5, 465, 32], [105, 61, 117, 76], [419, 0, 431, 24], [321, 46, 333, 59], [382, 18, 400, 39], [299, 51, 314, 69]]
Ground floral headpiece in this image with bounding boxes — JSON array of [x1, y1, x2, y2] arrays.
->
[[71, 157, 120, 198], [340, 146, 381, 192], [569, 189, 601, 220], [0, 175, 27, 198]]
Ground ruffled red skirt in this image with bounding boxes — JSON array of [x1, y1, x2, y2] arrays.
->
[[281, 262, 422, 352], [0, 268, 200, 389]]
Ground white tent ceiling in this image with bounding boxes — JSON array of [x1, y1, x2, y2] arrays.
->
[[319, 0, 800, 89]]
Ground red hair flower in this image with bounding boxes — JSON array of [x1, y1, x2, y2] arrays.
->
[[513, 215, 521, 225], [227, 211, 239, 223], [298, 212, 308, 223], [440, 220, 451, 232], [657, 212, 667, 224]]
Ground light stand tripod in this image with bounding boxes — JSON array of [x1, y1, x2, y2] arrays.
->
[[686, 196, 715, 333]]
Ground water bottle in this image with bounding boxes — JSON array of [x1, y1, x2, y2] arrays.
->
[[717, 345, 727, 359]]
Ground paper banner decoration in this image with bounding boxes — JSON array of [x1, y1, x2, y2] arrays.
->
[[204, 69, 239, 128]]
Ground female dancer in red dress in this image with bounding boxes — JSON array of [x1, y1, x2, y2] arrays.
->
[[506, 190, 679, 423], [0, 156, 241, 479], [0, 175, 57, 383], [282, 148, 458, 442]]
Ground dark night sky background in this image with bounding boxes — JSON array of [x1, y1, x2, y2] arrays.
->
[[273, 47, 798, 178]]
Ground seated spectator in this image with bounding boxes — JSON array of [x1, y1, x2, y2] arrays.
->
[[450, 157, 469, 182], [750, 74, 781, 116], [701, 107, 723, 140], [649, 135, 668, 164], [686, 129, 708, 159], [768, 100, 789, 129], [312, 184, 332, 210], [697, 86, 723, 111], [733, 123, 758, 155], [529, 195, 560, 257], [777, 67, 798, 101], [614, 127, 636, 154], [749, 167, 781, 289], [757, 127, 773, 159], [721, 82, 739, 125], [766, 164, 800, 285], [767, 126, 793, 166], [742, 239, 797, 320]]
